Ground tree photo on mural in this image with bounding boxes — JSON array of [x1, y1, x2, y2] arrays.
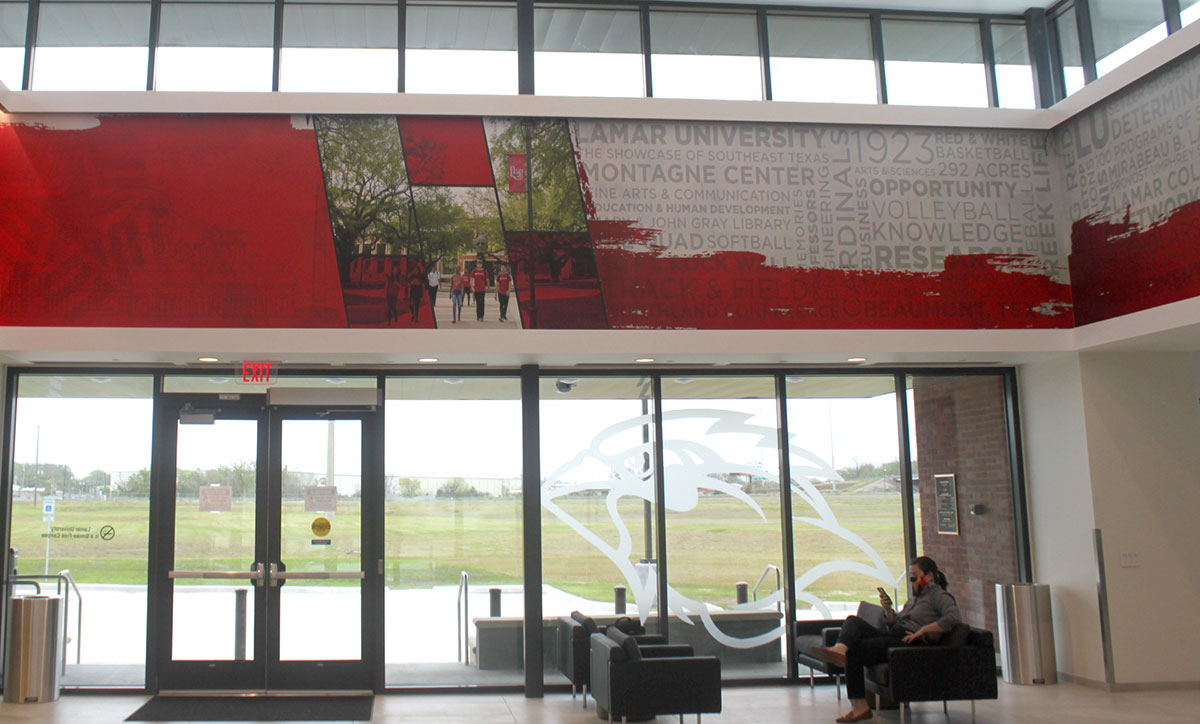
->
[[484, 118, 607, 329], [313, 115, 430, 328]]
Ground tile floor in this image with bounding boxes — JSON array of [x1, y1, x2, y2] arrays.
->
[[0, 682, 1196, 724]]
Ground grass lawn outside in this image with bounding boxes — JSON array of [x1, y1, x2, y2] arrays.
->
[[11, 489, 908, 610]]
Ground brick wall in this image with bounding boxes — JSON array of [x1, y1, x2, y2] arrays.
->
[[913, 375, 1019, 637]]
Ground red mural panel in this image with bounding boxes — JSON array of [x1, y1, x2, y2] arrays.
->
[[504, 231, 607, 329], [399, 117, 494, 186], [0, 115, 345, 328], [1068, 200, 1200, 325], [592, 240, 1073, 330]]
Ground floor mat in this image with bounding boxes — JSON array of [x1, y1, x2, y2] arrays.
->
[[125, 695, 374, 721]]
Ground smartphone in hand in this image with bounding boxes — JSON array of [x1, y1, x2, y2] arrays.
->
[[877, 587, 892, 607]]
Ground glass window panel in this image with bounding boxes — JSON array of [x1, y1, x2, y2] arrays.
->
[[11, 375, 153, 686], [661, 376, 785, 679], [278, 419, 362, 661], [384, 376, 523, 686], [883, 18, 988, 107], [540, 376, 657, 683], [649, 10, 761, 101], [281, 2, 398, 92], [992, 20, 1034, 110], [534, 7, 643, 98], [1055, 5, 1085, 97], [0, 2, 27, 90], [1092, 0, 1168, 78], [785, 376, 907, 627], [156, 2, 274, 91], [171, 418, 259, 661], [768, 14, 876, 104], [1185, 0, 1200, 27], [406, 3, 517, 94], [33, 1, 150, 90], [906, 374, 1019, 636]]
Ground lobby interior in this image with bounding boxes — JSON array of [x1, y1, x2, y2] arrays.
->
[[2, 0, 1200, 721]]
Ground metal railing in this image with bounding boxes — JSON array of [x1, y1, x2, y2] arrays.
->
[[456, 570, 469, 664], [752, 563, 782, 610], [7, 570, 83, 675]]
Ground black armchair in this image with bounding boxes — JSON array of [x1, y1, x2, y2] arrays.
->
[[590, 628, 721, 724], [795, 616, 849, 699], [864, 623, 998, 724], [558, 612, 662, 709]]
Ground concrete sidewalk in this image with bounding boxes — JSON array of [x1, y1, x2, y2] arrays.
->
[[431, 287, 522, 330]]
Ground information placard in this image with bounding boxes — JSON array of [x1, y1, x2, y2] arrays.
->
[[934, 474, 959, 535], [305, 486, 338, 513], [199, 485, 233, 512]]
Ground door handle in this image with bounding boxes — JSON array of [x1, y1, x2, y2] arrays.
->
[[169, 562, 265, 586], [272, 571, 365, 581]]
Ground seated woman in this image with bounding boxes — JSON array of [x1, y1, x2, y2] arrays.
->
[[811, 556, 961, 723]]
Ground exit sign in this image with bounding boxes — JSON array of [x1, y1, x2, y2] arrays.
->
[[241, 361, 273, 383]]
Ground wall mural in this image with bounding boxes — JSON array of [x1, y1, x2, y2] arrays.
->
[[1, 49, 1197, 330], [1057, 51, 1200, 324], [541, 409, 895, 648]]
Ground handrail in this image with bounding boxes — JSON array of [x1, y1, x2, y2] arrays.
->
[[59, 570, 82, 670], [752, 564, 782, 609], [11, 580, 41, 594], [456, 571, 469, 664]]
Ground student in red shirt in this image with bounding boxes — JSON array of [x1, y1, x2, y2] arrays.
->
[[471, 262, 489, 322], [495, 264, 513, 322]]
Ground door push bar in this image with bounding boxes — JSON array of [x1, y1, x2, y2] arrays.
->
[[168, 562, 266, 586], [268, 563, 365, 587]]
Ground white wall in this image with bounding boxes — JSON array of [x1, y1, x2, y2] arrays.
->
[[1078, 351, 1200, 685], [1019, 355, 1106, 684]]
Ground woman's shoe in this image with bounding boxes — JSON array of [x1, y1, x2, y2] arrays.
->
[[810, 646, 847, 668], [834, 709, 872, 722]]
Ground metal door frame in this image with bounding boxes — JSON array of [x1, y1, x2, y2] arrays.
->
[[150, 394, 382, 693]]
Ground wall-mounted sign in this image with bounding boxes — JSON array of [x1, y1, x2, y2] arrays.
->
[[241, 361, 273, 384], [199, 485, 233, 512], [934, 474, 959, 535], [305, 486, 338, 512], [311, 517, 331, 537]]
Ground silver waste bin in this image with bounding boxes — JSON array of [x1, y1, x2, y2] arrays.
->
[[995, 583, 1056, 685], [4, 595, 64, 703]]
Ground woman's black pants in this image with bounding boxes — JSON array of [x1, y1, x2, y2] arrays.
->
[[835, 615, 913, 700]]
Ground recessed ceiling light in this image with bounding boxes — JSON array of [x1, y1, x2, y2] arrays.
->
[[208, 378, 230, 384], [418, 358, 439, 363], [91, 377, 112, 384], [785, 376, 805, 383], [635, 358, 655, 363], [674, 378, 694, 384], [325, 378, 347, 385], [443, 378, 464, 385], [198, 357, 219, 363], [847, 357, 868, 363]]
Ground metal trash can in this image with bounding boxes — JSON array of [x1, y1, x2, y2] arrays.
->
[[4, 595, 64, 703], [995, 583, 1056, 685]]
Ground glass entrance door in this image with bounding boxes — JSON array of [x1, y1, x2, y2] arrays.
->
[[154, 398, 378, 692]]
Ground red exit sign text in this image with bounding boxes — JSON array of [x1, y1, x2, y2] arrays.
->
[[241, 362, 273, 383]]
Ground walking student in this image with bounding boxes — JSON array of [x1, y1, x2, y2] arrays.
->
[[407, 264, 424, 324], [496, 264, 512, 322], [450, 266, 465, 323], [472, 262, 488, 322], [426, 265, 441, 308]]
